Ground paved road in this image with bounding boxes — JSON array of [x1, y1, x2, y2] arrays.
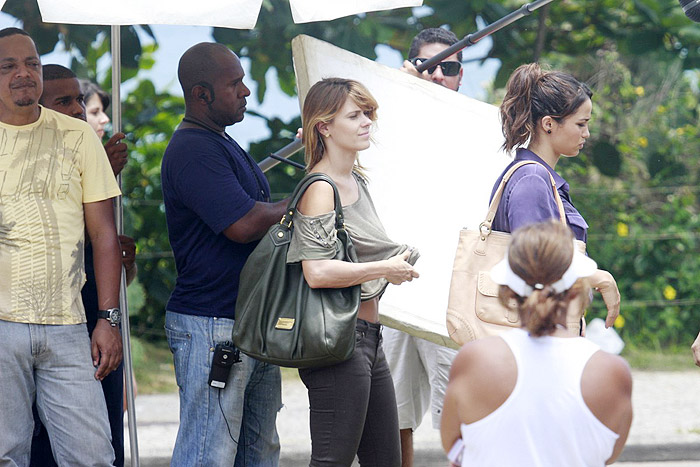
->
[[125, 370, 700, 466]]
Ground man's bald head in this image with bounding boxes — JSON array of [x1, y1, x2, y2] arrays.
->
[[178, 42, 238, 100], [177, 42, 249, 129]]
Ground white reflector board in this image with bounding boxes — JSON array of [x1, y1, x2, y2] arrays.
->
[[293, 35, 511, 348], [37, 0, 262, 28], [290, 0, 422, 23]]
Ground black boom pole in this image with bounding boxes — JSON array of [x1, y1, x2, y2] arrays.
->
[[414, 0, 557, 73]]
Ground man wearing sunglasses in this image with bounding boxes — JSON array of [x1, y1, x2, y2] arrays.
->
[[387, 27, 463, 467], [400, 27, 463, 91]]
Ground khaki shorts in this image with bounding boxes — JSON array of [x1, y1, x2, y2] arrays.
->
[[382, 327, 457, 430]]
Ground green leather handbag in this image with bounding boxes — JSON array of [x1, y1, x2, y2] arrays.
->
[[232, 173, 361, 368]]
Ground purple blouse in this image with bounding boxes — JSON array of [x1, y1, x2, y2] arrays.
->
[[489, 148, 588, 242]]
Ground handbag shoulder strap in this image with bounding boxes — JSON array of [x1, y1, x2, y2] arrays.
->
[[280, 173, 345, 231], [483, 160, 566, 233]]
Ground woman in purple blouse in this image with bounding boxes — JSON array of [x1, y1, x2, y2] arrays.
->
[[490, 62, 620, 330]]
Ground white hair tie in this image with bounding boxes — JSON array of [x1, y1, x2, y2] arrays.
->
[[490, 240, 597, 297]]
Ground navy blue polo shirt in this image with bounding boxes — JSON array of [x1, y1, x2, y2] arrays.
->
[[161, 128, 271, 319], [490, 148, 588, 242]]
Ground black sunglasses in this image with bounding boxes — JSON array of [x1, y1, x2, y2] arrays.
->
[[410, 58, 462, 77]]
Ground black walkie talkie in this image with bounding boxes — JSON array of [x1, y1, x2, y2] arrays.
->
[[208, 342, 241, 389]]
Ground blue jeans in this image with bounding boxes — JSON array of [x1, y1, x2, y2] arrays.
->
[[30, 320, 124, 467], [165, 311, 281, 467], [0, 319, 114, 466], [299, 319, 401, 467]]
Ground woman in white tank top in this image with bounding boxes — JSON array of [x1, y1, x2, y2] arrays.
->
[[440, 221, 632, 466]]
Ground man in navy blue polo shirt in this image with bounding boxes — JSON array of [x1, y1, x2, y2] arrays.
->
[[161, 42, 287, 467]]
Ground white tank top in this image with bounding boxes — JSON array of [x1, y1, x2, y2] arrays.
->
[[459, 328, 618, 467]]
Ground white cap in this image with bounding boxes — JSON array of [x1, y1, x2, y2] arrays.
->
[[490, 241, 597, 297]]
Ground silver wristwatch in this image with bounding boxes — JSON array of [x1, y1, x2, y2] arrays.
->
[[97, 308, 121, 327]]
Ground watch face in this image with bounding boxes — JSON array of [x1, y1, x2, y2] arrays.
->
[[108, 308, 122, 324]]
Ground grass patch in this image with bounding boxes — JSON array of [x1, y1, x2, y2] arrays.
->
[[622, 345, 697, 371], [281, 367, 302, 381], [130, 337, 178, 394]]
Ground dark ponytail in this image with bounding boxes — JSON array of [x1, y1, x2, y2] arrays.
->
[[500, 63, 593, 153]]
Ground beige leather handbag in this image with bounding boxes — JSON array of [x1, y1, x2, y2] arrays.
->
[[446, 161, 586, 346]]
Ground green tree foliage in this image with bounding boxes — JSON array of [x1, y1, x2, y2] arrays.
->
[[487, 0, 700, 86], [556, 58, 700, 348], [120, 79, 185, 337]]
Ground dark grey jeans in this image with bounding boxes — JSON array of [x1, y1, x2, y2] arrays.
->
[[299, 319, 401, 467]]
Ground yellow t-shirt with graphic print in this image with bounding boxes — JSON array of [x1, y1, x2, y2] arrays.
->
[[0, 107, 121, 325]]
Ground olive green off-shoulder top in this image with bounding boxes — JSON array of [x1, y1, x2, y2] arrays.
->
[[287, 172, 419, 301]]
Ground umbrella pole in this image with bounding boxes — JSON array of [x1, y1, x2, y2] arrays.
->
[[111, 25, 140, 467]]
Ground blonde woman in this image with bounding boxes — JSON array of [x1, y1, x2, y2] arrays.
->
[[287, 78, 419, 466]]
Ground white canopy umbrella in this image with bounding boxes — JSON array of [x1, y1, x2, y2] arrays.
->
[[35, 0, 422, 27], [289, 0, 423, 23], [0, 0, 422, 464]]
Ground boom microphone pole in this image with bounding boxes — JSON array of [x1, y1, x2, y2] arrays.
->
[[679, 0, 700, 21], [414, 0, 558, 73]]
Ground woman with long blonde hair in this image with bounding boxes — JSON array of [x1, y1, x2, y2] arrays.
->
[[287, 77, 419, 466]]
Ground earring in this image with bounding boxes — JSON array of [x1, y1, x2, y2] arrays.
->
[[547, 129, 552, 134]]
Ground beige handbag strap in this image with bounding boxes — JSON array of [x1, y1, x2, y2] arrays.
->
[[480, 160, 567, 238]]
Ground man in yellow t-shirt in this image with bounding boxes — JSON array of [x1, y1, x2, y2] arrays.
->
[[28, 63, 135, 467], [0, 28, 122, 466]]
